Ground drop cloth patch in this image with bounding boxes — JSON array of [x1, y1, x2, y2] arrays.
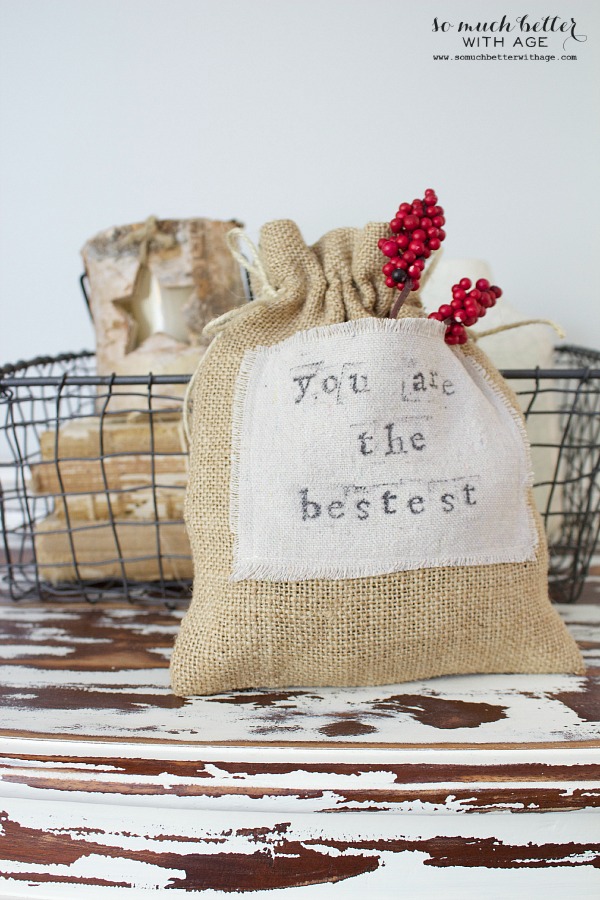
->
[[230, 317, 537, 581]]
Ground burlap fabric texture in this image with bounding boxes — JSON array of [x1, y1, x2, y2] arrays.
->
[[170, 220, 584, 696]]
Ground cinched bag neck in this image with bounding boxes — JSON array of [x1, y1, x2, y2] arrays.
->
[[203, 220, 428, 338]]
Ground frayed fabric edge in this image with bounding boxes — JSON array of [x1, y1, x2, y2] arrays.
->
[[230, 544, 539, 583], [458, 350, 540, 556], [230, 346, 260, 536], [252, 314, 446, 351]]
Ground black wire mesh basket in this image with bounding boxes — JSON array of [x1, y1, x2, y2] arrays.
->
[[1, 347, 599, 606]]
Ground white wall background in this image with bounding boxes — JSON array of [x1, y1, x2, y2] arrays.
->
[[1, 0, 599, 362]]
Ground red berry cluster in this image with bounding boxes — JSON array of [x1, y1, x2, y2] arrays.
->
[[378, 188, 446, 294], [428, 278, 503, 345]]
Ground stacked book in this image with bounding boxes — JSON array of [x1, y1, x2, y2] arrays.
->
[[31, 412, 192, 584]]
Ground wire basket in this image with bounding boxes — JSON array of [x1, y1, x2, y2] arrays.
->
[[1, 348, 600, 606]]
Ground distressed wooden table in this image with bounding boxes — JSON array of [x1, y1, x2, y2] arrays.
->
[[0, 600, 598, 898]]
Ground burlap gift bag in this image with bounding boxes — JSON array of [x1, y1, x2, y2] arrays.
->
[[170, 220, 583, 696]]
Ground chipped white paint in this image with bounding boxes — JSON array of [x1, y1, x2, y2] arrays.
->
[[0, 798, 599, 898], [0, 644, 73, 658], [0, 669, 594, 743], [0, 603, 597, 746], [0, 599, 598, 895]]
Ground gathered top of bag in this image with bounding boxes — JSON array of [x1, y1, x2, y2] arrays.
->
[[206, 188, 505, 346], [204, 219, 428, 343]]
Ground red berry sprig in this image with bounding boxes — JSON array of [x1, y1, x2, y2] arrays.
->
[[378, 188, 446, 315], [428, 278, 503, 345]]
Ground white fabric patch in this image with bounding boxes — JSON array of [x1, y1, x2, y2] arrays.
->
[[230, 317, 537, 582]]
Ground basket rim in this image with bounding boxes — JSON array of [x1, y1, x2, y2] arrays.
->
[[2, 347, 600, 386]]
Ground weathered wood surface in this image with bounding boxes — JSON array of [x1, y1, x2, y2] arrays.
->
[[0, 602, 598, 746], [0, 600, 598, 896]]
